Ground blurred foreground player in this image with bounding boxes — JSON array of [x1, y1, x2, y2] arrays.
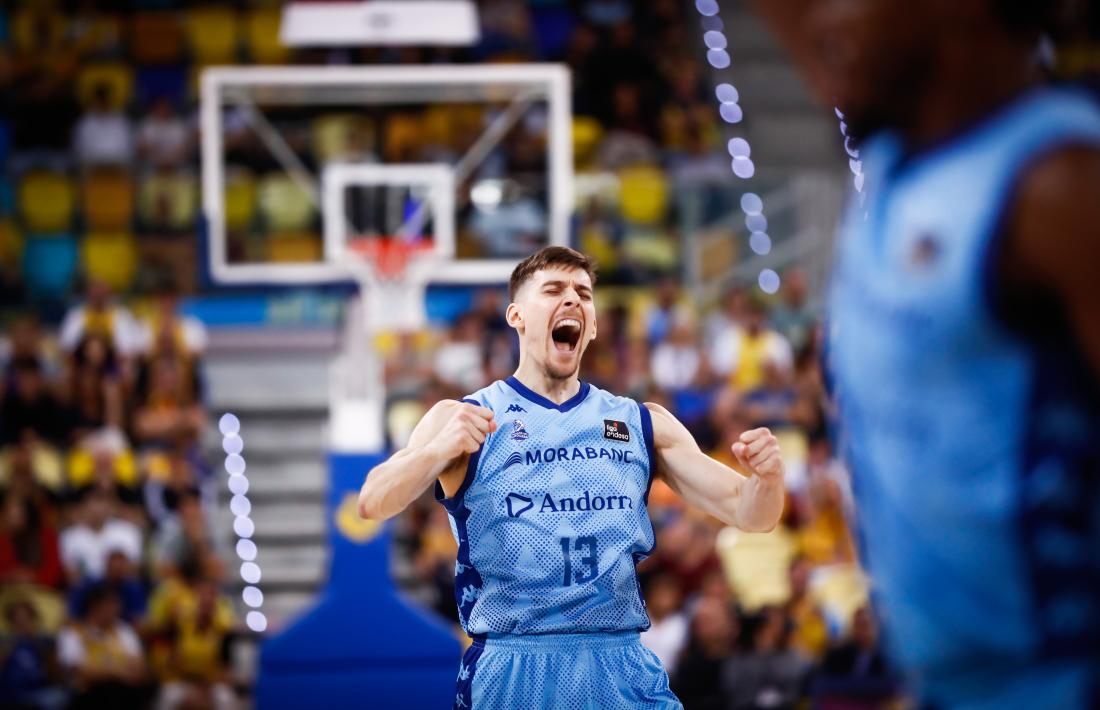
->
[[752, 1, 1100, 708], [358, 247, 786, 709]]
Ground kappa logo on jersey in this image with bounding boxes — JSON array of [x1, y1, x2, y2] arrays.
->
[[511, 419, 530, 441], [603, 419, 630, 442], [503, 452, 524, 470], [505, 404, 527, 413], [505, 492, 534, 517]]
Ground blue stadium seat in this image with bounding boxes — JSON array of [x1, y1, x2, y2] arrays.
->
[[532, 7, 575, 59], [672, 387, 718, 426], [22, 234, 78, 298], [136, 66, 187, 107]]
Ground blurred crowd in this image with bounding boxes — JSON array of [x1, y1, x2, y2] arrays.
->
[[0, 0, 736, 313], [0, 278, 242, 710], [387, 270, 904, 710]]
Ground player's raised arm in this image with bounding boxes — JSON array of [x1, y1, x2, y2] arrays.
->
[[357, 400, 496, 521], [644, 402, 784, 532]]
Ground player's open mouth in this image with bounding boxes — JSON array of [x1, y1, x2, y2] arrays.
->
[[551, 318, 581, 353]]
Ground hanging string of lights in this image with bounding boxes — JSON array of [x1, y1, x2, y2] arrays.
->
[[693, 0, 780, 294], [220, 413, 268, 634]]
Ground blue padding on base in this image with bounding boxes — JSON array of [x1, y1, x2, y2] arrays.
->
[[255, 453, 461, 709]]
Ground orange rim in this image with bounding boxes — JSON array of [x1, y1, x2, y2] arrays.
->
[[346, 237, 433, 279]]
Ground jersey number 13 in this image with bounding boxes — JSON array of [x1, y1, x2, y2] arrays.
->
[[561, 536, 598, 586]]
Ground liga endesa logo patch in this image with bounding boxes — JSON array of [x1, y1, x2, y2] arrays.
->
[[603, 419, 630, 442]]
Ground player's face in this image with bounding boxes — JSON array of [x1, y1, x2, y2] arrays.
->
[[807, 0, 936, 140], [509, 267, 597, 381]]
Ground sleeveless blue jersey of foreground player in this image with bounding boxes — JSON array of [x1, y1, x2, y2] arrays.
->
[[436, 377, 656, 636], [828, 87, 1100, 710], [435, 377, 681, 709]]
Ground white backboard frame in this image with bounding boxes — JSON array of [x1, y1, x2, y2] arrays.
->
[[200, 64, 573, 286], [281, 1, 480, 47]]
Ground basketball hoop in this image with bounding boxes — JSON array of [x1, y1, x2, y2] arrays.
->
[[344, 236, 436, 335]]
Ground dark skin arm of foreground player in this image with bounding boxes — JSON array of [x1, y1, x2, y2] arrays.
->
[[998, 145, 1100, 380], [745, 0, 1100, 381]]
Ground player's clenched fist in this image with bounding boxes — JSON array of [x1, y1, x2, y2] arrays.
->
[[429, 401, 497, 460], [731, 427, 784, 480]]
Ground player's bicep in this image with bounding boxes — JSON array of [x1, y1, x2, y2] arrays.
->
[[644, 402, 745, 513], [1008, 145, 1100, 378]]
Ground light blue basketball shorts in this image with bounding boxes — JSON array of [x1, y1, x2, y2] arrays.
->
[[452, 631, 684, 709]]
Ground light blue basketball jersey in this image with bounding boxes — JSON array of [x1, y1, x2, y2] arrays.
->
[[435, 377, 657, 638], [827, 87, 1100, 707]]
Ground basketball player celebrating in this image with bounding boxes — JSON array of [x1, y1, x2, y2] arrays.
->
[[358, 247, 785, 709], [749, 1, 1100, 708]]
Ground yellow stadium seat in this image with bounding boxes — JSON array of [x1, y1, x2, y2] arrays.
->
[[572, 116, 604, 170], [258, 174, 314, 232], [0, 585, 66, 635], [811, 565, 869, 634], [130, 12, 185, 66], [621, 229, 678, 270], [618, 165, 669, 225], [312, 114, 373, 163], [247, 8, 289, 64], [716, 525, 798, 611], [77, 62, 134, 110], [0, 220, 23, 267], [224, 169, 256, 232], [185, 7, 240, 65], [579, 224, 618, 272], [420, 105, 457, 148], [268, 232, 322, 263], [67, 447, 139, 489], [11, 7, 66, 54], [383, 114, 425, 162], [19, 171, 75, 233], [82, 170, 134, 231], [0, 441, 65, 494], [138, 171, 198, 231], [82, 231, 138, 291]]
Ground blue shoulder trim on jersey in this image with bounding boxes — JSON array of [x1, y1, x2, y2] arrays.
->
[[434, 398, 486, 511], [504, 376, 591, 412], [637, 401, 657, 506]]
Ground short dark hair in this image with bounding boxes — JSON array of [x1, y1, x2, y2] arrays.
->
[[508, 246, 597, 301]]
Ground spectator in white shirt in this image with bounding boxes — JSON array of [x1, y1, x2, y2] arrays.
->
[[73, 84, 133, 167], [650, 317, 705, 392], [136, 97, 190, 169], [703, 286, 750, 356], [433, 313, 487, 393], [709, 300, 793, 393], [57, 584, 148, 709], [58, 279, 143, 358], [59, 489, 143, 584], [136, 286, 207, 357]]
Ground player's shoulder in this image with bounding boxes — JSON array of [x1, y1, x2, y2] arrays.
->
[[584, 382, 644, 416], [458, 379, 513, 411]]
